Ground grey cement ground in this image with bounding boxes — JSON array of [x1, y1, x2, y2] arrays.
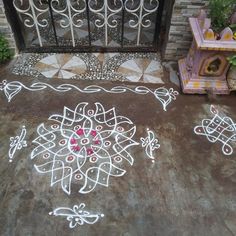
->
[[0, 60, 236, 236]]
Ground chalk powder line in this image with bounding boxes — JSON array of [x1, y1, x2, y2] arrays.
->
[[0, 80, 179, 111]]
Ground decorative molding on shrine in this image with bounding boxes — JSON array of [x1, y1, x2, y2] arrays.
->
[[189, 17, 236, 52]]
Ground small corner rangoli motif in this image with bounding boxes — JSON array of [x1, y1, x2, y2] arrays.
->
[[49, 203, 104, 228], [9, 125, 27, 162], [140, 128, 160, 162], [194, 105, 236, 156]]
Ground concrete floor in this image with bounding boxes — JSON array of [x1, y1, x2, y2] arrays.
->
[[0, 59, 236, 236]]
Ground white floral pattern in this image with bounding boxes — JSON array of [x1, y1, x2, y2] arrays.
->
[[49, 203, 104, 228], [31, 102, 139, 195]]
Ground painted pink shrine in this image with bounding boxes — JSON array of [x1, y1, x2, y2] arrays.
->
[[178, 11, 236, 94]]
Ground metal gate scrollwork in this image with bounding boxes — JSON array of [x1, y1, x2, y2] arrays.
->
[[9, 0, 164, 52], [88, 0, 123, 46], [124, 0, 159, 45], [51, 0, 87, 47], [13, 0, 49, 47]]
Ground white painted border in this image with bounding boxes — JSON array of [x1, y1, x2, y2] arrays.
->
[[0, 80, 179, 111]]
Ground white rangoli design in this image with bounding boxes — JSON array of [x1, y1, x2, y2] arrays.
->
[[194, 105, 236, 156], [140, 129, 160, 162], [49, 203, 104, 228], [9, 125, 27, 162], [31, 102, 139, 194], [0, 80, 179, 111]]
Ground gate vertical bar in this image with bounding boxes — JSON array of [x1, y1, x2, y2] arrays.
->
[[104, 0, 108, 46], [29, 0, 43, 46], [85, 0, 92, 46], [153, 0, 164, 47], [136, 0, 143, 46], [48, 0, 58, 46], [121, 0, 125, 47], [67, 0, 75, 47]]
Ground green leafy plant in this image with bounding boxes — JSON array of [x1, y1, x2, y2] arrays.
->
[[230, 23, 236, 31], [228, 55, 236, 67], [209, 0, 236, 32], [0, 34, 13, 63]]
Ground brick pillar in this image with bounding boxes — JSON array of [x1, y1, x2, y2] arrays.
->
[[162, 0, 209, 61], [0, 0, 17, 53]]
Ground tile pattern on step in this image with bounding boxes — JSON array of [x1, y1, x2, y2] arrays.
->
[[117, 58, 164, 83], [35, 54, 87, 79], [12, 53, 164, 84], [12, 53, 101, 80]]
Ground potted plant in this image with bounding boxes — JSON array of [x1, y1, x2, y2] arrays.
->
[[230, 11, 236, 37], [178, 1, 236, 94], [209, 0, 235, 34]]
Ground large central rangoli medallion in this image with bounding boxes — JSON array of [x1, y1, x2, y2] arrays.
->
[[31, 102, 139, 195]]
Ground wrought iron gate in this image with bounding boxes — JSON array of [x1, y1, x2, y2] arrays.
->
[[5, 0, 164, 52]]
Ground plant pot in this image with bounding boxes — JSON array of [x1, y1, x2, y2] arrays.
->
[[178, 10, 236, 94]]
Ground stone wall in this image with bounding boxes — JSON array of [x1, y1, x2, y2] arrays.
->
[[163, 0, 209, 61], [0, 0, 16, 52]]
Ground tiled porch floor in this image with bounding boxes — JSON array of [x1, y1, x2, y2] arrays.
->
[[0, 54, 236, 236], [12, 52, 164, 83]]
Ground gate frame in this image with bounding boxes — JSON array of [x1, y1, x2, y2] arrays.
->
[[2, 0, 25, 52]]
